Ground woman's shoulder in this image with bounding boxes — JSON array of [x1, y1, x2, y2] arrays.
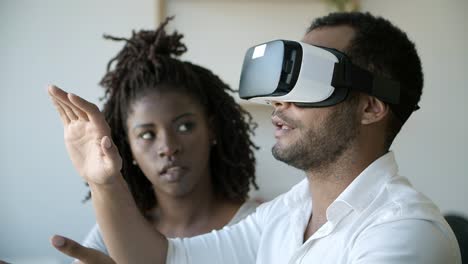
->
[[227, 199, 263, 225], [81, 223, 109, 254], [227, 179, 309, 225]]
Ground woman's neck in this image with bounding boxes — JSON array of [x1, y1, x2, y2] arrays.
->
[[150, 186, 242, 238]]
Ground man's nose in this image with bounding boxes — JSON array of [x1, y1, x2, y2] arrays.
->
[[270, 100, 292, 110]]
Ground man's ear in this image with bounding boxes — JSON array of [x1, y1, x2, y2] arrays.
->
[[361, 96, 389, 125]]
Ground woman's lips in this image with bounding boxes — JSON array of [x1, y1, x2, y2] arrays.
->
[[160, 166, 184, 182]]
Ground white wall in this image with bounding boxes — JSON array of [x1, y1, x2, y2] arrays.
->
[[0, 0, 156, 262], [1, 0, 467, 263]]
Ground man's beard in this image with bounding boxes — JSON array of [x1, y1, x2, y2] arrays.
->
[[272, 101, 360, 172]]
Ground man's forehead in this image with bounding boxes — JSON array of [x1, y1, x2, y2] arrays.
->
[[301, 25, 355, 52]]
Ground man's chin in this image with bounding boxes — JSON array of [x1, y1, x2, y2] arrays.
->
[[272, 144, 311, 170], [271, 144, 290, 162]]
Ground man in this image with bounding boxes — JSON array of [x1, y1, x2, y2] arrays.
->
[[49, 12, 461, 263]]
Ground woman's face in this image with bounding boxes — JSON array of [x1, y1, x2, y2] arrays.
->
[[126, 90, 214, 198]]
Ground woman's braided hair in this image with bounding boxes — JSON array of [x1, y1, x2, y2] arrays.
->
[[84, 17, 258, 220]]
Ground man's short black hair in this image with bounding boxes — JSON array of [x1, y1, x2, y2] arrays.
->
[[308, 12, 423, 149]]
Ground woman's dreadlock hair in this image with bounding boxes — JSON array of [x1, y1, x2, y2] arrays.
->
[[83, 17, 258, 220]]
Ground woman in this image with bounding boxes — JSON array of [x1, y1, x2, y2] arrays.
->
[[50, 17, 259, 257]]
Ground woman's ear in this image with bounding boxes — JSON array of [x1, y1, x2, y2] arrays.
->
[[361, 96, 389, 125], [208, 116, 217, 146]]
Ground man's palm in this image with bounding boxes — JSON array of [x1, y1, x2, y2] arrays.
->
[[49, 85, 122, 185]]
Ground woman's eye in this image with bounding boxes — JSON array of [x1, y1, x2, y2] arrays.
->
[[177, 122, 194, 132], [139, 131, 154, 140]]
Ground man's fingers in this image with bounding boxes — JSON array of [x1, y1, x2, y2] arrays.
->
[[48, 85, 88, 121], [50, 97, 71, 124], [101, 136, 122, 173], [49, 85, 109, 132], [51, 235, 88, 259], [68, 93, 103, 123], [48, 84, 69, 101], [101, 136, 120, 161], [66, 93, 93, 120], [55, 96, 79, 121], [50, 235, 115, 264]]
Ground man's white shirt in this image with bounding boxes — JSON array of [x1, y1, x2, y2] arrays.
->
[[167, 152, 461, 263]]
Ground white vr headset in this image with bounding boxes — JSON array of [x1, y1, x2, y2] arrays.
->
[[239, 40, 400, 108]]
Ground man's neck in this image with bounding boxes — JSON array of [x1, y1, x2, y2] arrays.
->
[[303, 147, 385, 241]]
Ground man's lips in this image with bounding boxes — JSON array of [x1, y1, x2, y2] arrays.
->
[[272, 115, 296, 138]]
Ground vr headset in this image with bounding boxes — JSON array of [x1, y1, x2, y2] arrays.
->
[[238, 39, 401, 109]]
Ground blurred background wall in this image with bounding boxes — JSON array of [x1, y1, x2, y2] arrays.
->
[[1, 0, 467, 262]]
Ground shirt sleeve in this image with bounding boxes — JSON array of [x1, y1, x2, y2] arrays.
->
[[81, 223, 109, 255], [349, 218, 461, 264], [167, 209, 262, 264]]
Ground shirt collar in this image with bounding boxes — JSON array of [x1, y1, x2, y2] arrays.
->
[[284, 152, 399, 218], [334, 151, 398, 213], [284, 177, 309, 208]]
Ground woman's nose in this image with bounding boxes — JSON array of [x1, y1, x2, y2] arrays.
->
[[157, 133, 180, 158]]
